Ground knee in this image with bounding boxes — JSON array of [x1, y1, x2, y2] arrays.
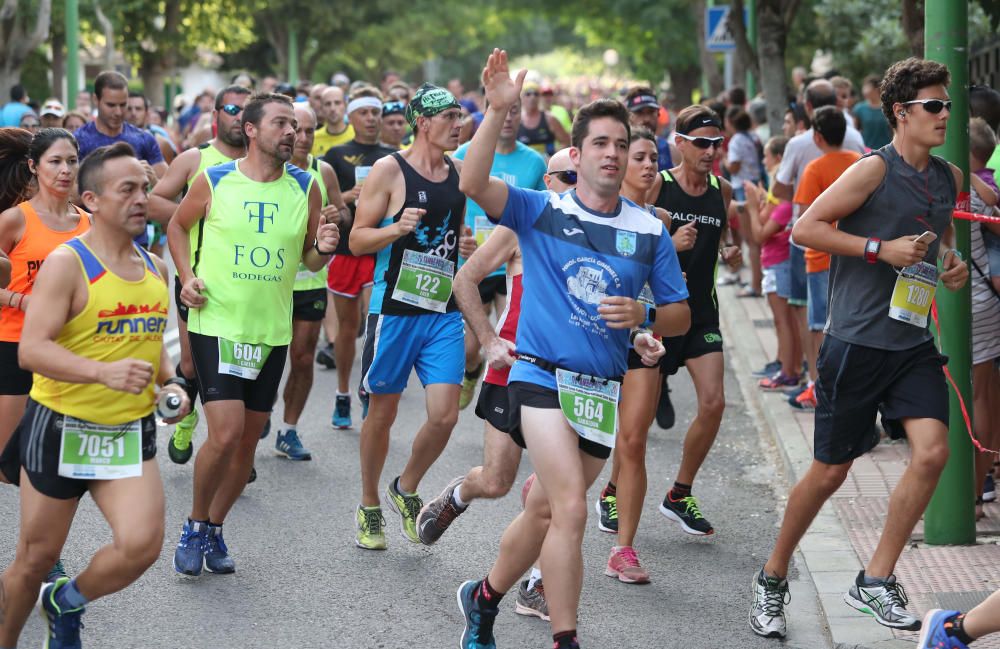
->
[[116, 525, 164, 571], [616, 429, 648, 463], [812, 462, 851, 494], [480, 469, 516, 499], [207, 426, 243, 455], [427, 407, 459, 432], [15, 541, 61, 580], [699, 392, 726, 419], [912, 442, 950, 476], [550, 493, 588, 532], [289, 349, 313, 375]]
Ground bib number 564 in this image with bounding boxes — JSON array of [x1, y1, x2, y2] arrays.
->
[[573, 396, 604, 422]]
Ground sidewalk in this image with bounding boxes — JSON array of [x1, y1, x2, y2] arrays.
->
[[718, 284, 1000, 649]]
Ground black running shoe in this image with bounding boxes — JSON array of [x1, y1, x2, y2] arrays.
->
[[659, 492, 714, 535], [655, 379, 675, 430], [315, 344, 336, 369], [595, 491, 618, 534]]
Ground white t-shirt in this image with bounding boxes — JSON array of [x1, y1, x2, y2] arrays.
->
[[776, 125, 867, 225], [727, 131, 761, 186]]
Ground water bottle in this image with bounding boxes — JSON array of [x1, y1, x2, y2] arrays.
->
[[157, 390, 183, 419]]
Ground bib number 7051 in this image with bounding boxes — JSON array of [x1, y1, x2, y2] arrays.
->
[[77, 434, 126, 459]]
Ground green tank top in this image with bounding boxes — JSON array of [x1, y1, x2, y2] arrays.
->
[[294, 156, 329, 292], [187, 159, 314, 346], [181, 143, 240, 276]]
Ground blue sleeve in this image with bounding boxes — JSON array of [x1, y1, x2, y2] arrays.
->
[[649, 224, 689, 305], [497, 185, 549, 230], [452, 143, 468, 161], [533, 157, 547, 190], [142, 132, 164, 165]]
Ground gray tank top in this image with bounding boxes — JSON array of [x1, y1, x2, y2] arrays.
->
[[826, 144, 956, 350]]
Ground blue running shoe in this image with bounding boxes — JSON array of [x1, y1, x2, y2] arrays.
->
[[359, 386, 369, 420], [332, 395, 352, 429], [275, 428, 312, 461], [457, 580, 498, 649], [38, 577, 84, 649], [260, 417, 271, 439], [205, 525, 236, 574], [173, 519, 207, 576], [917, 609, 967, 648], [752, 360, 782, 378], [45, 558, 68, 584]]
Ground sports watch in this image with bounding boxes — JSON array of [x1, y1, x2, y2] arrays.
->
[[864, 238, 881, 264]]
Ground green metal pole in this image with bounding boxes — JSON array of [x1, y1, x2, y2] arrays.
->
[[746, 0, 757, 96], [65, 0, 79, 108], [923, 0, 974, 545], [288, 30, 299, 85]]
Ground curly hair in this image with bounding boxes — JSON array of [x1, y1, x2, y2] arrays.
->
[[880, 57, 951, 129]]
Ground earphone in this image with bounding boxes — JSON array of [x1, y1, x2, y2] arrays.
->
[[898, 109, 906, 119]]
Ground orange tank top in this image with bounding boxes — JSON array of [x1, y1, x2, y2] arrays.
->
[[0, 201, 90, 342]]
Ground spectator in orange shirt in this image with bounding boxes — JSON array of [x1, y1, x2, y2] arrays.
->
[[790, 106, 861, 409]]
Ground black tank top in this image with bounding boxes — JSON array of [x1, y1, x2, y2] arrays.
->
[[377, 152, 466, 316], [654, 170, 727, 325], [517, 112, 555, 155]]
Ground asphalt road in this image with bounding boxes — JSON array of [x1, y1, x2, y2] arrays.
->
[[0, 322, 831, 648]]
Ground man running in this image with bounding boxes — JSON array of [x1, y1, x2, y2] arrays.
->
[[750, 57, 968, 638], [349, 82, 473, 550], [167, 93, 339, 577], [312, 86, 354, 157], [0, 142, 191, 649], [273, 103, 348, 459], [148, 84, 251, 466], [517, 81, 569, 157], [322, 87, 398, 428], [456, 50, 689, 649], [452, 98, 546, 410], [380, 101, 409, 150], [624, 86, 678, 171]]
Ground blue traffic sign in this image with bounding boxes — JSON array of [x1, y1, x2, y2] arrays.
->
[[706, 6, 749, 52]]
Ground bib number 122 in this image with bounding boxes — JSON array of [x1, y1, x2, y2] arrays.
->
[[414, 273, 441, 294]]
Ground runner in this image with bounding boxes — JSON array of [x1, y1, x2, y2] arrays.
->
[[750, 57, 968, 638], [624, 86, 677, 171], [416, 148, 577, 620], [0, 141, 191, 649], [456, 49, 689, 649], [0, 128, 90, 485], [599, 105, 739, 539], [348, 82, 473, 550], [452, 98, 546, 410], [148, 84, 251, 466], [380, 100, 409, 150], [322, 87, 397, 429], [517, 81, 569, 157], [312, 86, 355, 157], [276, 103, 348, 459], [167, 93, 339, 577]]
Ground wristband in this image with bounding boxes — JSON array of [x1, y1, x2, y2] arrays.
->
[[630, 328, 652, 347], [313, 238, 335, 255], [163, 376, 189, 390], [641, 305, 655, 328]]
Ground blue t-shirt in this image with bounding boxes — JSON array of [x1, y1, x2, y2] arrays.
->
[[453, 141, 546, 277], [495, 186, 688, 389], [74, 121, 164, 165], [1, 102, 32, 127], [656, 136, 673, 171]]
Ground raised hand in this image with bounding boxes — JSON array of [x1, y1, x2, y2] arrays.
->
[[481, 48, 527, 113]]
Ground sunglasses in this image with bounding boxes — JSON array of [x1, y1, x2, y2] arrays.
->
[[219, 104, 243, 116], [902, 99, 952, 114], [549, 170, 577, 184], [523, 91, 539, 97], [676, 133, 724, 149]]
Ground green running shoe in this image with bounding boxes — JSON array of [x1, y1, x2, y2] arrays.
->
[[355, 505, 387, 550], [385, 477, 423, 543], [168, 408, 199, 464], [458, 363, 483, 411]]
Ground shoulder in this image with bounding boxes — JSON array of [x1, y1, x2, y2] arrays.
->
[[284, 163, 314, 194], [147, 250, 169, 281]]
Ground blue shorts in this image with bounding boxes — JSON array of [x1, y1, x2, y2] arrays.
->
[[360, 311, 465, 394], [807, 269, 829, 331], [788, 245, 807, 306], [762, 259, 791, 299]]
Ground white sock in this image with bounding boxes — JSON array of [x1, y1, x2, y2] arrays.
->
[[336, 391, 350, 398], [452, 483, 468, 509], [527, 567, 542, 590], [283, 422, 296, 431]]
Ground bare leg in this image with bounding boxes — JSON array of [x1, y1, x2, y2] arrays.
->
[[973, 361, 996, 517], [190, 400, 247, 521], [460, 422, 523, 502], [208, 409, 271, 523], [334, 295, 361, 394], [963, 588, 1000, 638], [767, 293, 796, 376], [616, 367, 659, 548], [674, 352, 725, 486], [322, 291, 339, 346], [283, 319, 321, 426], [398, 383, 461, 494], [360, 392, 401, 506]]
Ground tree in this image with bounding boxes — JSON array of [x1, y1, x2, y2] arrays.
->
[[0, 0, 51, 95]]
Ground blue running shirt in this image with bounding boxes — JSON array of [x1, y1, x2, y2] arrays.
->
[[496, 186, 688, 389]]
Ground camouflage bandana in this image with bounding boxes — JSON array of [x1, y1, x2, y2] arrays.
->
[[405, 83, 460, 128]]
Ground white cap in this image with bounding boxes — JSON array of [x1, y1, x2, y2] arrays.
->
[[41, 99, 65, 117]]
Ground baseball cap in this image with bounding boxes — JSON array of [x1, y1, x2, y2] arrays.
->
[[627, 93, 659, 112], [41, 99, 65, 117]]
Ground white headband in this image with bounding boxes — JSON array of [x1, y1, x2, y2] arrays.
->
[[347, 97, 383, 115]]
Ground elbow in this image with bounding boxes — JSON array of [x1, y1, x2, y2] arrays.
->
[[459, 176, 485, 201], [17, 342, 38, 374], [791, 220, 810, 248], [348, 230, 367, 256]]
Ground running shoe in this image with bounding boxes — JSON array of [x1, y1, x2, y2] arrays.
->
[[260, 417, 271, 440], [752, 360, 782, 378], [38, 577, 84, 649], [784, 382, 809, 399], [356, 505, 387, 550], [513, 579, 549, 621], [275, 428, 312, 461], [417, 476, 466, 545], [605, 546, 651, 584], [457, 580, 498, 649], [660, 492, 714, 535], [168, 408, 198, 464], [45, 558, 68, 584], [789, 383, 817, 410], [844, 572, 921, 630], [759, 372, 800, 391], [315, 343, 336, 369], [247, 465, 257, 484], [596, 491, 618, 534], [385, 478, 423, 543], [459, 364, 484, 411], [332, 395, 352, 429], [359, 386, 370, 420], [173, 520, 207, 576], [717, 272, 741, 286], [204, 525, 236, 574], [917, 609, 968, 649], [983, 472, 996, 503], [749, 569, 789, 638], [655, 379, 675, 430]]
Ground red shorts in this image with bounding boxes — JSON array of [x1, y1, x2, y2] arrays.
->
[[327, 254, 375, 298]]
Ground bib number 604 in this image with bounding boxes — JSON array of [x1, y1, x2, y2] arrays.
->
[[573, 396, 604, 422], [233, 343, 263, 364]]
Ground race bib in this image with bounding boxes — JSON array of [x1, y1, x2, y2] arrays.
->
[[555, 369, 620, 449], [354, 166, 372, 186], [217, 338, 273, 380], [58, 417, 142, 480], [888, 261, 937, 328], [474, 216, 496, 247], [392, 249, 455, 313]]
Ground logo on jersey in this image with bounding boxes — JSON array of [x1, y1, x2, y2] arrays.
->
[[563, 227, 584, 237], [343, 154, 364, 167], [418, 191, 428, 203], [413, 210, 457, 259], [567, 266, 608, 305], [562, 258, 622, 338], [94, 301, 169, 338], [245, 201, 279, 233], [616, 231, 637, 257]]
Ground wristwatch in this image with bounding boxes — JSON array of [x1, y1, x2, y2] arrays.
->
[[313, 238, 335, 255], [864, 238, 881, 264]]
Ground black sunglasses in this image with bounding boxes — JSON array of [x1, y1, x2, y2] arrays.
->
[[219, 104, 243, 116], [902, 99, 952, 114], [523, 91, 539, 97], [550, 170, 577, 184], [676, 133, 724, 149]]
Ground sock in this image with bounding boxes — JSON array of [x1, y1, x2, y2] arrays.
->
[[283, 422, 296, 432], [395, 476, 416, 496], [477, 577, 503, 608], [947, 613, 975, 645], [527, 567, 543, 590], [860, 571, 887, 586], [602, 482, 616, 498], [53, 578, 89, 611], [465, 363, 483, 380], [553, 630, 578, 648], [451, 484, 468, 510], [669, 482, 692, 500], [189, 517, 208, 527], [336, 391, 350, 398]]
